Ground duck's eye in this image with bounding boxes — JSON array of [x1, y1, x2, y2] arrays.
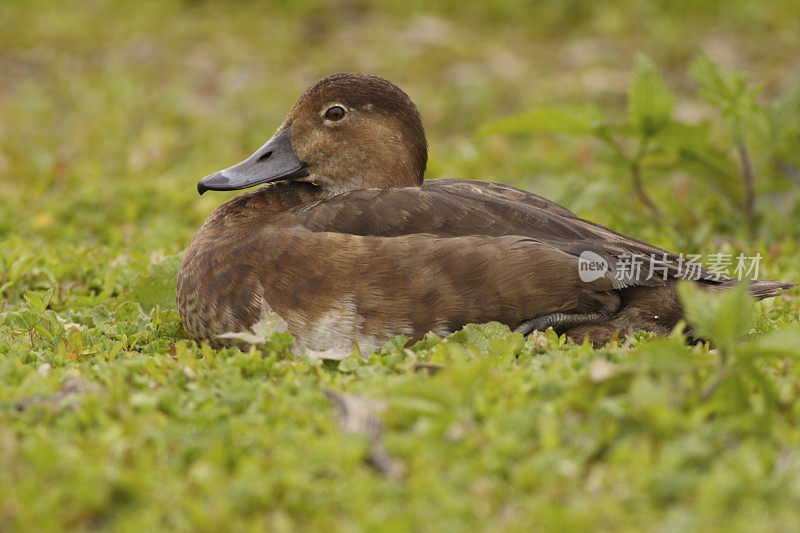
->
[[324, 105, 346, 121]]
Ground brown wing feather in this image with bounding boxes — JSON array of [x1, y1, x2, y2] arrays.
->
[[280, 178, 718, 286], [252, 228, 620, 345]]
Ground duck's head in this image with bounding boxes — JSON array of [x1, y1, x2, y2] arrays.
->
[[197, 73, 428, 196]]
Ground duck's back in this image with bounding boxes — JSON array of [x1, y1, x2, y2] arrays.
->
[[279, 179, 715, 284]]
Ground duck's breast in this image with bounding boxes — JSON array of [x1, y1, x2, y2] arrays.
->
[[177, 227, 265, 347]]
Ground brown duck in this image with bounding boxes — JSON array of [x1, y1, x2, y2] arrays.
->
[[177, 73, 794, 354]]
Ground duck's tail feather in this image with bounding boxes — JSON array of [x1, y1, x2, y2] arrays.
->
[[717, 278, 798, 300]]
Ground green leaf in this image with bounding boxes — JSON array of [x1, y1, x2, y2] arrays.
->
[[690, 56, 760, 128], [23, 289, 53, 315], [127, 253, 182, 312], [447, 322, 512, 352], [741, 359, 779, 411], [677, 143, 744, 205], [629, 55, 674, 137], [488, 333, 524, 362], [114, 301, 143, 323], [10, 309, 40, 331], [378, 335, 410, 355], [657, 121, 744, 204], [655, 121, 711, 148], [216, 320, 284, 346], [478, 106, 603, 137], [88, 305, 114, 327], [216, 304, 294, 354], [738, 325, 800, 361], [628, 336, 695, 373], [764, 77, 800, 162], [678, 281, 754, 349], [691, 56, 731, 104]]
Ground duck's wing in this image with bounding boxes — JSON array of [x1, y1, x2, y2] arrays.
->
[[278, 178, 717, 286], [252, 227, 624, 345]]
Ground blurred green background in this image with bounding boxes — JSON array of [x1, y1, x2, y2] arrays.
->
[[2, 0, 799, 252]]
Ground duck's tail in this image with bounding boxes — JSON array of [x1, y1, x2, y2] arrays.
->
[[715, 278, 798, 300]]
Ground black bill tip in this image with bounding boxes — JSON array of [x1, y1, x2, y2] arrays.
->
[[197, 171, 231, 195]]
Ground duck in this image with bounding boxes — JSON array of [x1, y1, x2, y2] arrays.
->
[[176, 72, 795, 355]]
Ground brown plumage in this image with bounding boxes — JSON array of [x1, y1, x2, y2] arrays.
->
[[177, 73, 795, 353]]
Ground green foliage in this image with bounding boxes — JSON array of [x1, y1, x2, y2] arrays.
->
[[679, 281, 755, 350], [483, 55, 800, 239], [1, 1, 800, 531], [128, 254, 182, 313], [679, 281, 800, 412], [479, 106, 602, 136], [6, 294, 800, 530], [629, 55, 674, 137], [691, 56, 761, 131]]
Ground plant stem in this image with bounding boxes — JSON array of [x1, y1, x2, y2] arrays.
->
[[597, 128, 663, 219], [631, 138, 663, 219], [737, 137, 756, 237], [779, 161, 800, 185], [701, 363, 727, 401]]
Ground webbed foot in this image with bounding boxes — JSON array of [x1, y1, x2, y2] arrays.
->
[[513, 293, 621, 337]]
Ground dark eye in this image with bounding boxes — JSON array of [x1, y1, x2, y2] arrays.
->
[[324, 105, 346, 121]]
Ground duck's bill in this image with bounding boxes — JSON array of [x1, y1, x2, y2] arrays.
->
[[197, 127, 307, 194]]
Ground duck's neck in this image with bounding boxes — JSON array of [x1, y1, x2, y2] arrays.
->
[[203, 181, 327, 230]]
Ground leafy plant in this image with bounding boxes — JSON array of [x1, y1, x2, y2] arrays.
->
[[4, 288, 63, 346], [481, 55, 800, 238], [689, 57, 763, 235], [481, 54, 677, 218], [127, 253, 183, 313], [681, 281, 800, 410]]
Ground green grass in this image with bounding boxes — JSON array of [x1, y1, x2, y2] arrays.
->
[[2, 0, 800, 530]]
